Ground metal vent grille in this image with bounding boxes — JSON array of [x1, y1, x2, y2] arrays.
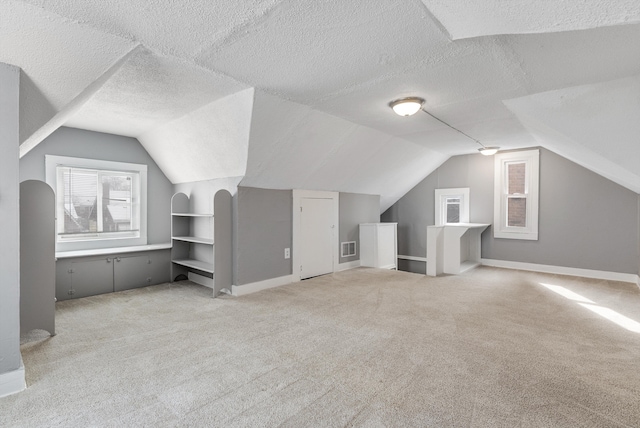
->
[[341, 241, 356, 257]]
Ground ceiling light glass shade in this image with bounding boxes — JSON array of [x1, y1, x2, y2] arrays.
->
[[389, 97, 424, 116], [478, 147, 499, 156]]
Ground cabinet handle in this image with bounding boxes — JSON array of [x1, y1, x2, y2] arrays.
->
[[106, 258, 112, 263], [116, 257, 121, 262]]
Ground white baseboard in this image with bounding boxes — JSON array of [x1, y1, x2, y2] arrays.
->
[[0, 358, 26, 398], [481, 258, 640, 284], [397, 255, 427, 263], [232, 274, 293, 297], [337, 260, 361, 271]]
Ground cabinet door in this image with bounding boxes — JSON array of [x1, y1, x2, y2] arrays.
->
[[377, 226, 396, 269], [56, 260, 73, 301], [148, 251, 171, 286], [70, 259, 114, 298], [114, 256, 151, 291]]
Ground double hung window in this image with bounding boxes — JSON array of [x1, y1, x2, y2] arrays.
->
[[435, 188, 469, 226], [46, 155, 147, 251], [493, 150, 539, 240]]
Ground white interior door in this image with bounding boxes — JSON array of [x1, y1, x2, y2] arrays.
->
[[300, 198, 334, 279]]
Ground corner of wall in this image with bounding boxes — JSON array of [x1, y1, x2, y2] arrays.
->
[[0, 358, 26, 398]]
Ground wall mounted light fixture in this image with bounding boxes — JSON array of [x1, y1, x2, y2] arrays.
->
[[389, 97, 499, 156]]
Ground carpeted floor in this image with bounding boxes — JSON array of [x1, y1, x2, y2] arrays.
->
[[2, 267, 640, 427]]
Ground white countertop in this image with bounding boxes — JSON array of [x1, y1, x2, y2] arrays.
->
[[56, 243, 172, 259]]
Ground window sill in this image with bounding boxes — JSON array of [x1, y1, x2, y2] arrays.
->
[[56, 243, 172, 259]]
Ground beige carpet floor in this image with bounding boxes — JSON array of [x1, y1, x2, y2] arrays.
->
[[2, 267, 640, 427]]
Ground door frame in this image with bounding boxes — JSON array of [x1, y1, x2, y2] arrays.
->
[[292, 189, 339, 282]]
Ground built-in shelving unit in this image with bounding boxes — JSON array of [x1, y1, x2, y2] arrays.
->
[[170, 190, 233, 297], [171, 193, 215, 289]]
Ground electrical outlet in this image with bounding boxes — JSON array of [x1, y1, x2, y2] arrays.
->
[[284, 248, 290, 259]]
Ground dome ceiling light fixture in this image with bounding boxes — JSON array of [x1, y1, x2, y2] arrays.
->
[[389, 97, 424, 116], [389, 96, 499, 156]]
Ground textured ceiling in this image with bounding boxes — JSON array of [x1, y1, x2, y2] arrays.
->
[[243, 91, 449, 211], [422, 0, 640, 40], [2, 0, 640, 211], [504, 74, 640, 193]]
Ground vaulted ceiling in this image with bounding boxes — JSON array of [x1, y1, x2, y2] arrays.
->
[[3, 0, 640, 211]]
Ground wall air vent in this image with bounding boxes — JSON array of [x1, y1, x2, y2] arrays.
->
[[341, 241, 356, 258]]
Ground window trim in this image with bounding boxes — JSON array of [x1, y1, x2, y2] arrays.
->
[[434, 188, 469, 226], [493, 149, 539, 240], [45, 155, 148, 252]]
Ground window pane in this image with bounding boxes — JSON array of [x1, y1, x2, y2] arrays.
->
[[60, 168, 98, 235], [102, 173, 133, 232], [508, 162, 526, 194], [507, 197, 526, 227], [446, 203, 460, 223]]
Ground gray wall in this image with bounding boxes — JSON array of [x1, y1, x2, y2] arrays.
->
[[20, 126, 174, 244], [0, 63, 21, 377], [339, 192, 380, 264], [235, 186, 292, 285], [234, 188, 381, 286], [383, 148, 640, 275]]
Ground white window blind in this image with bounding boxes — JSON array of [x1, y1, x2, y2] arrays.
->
[[46, 155, 147, 252], [56, 167, 139, 239]]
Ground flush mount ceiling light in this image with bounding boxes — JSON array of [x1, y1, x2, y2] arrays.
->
[[389, 96, 499, 155], [389, 97, 425, 116], [477, 147, 499, 156]]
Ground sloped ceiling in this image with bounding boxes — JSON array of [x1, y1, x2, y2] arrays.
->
[[139, 88, 254, 184], [243, 91, 449, 211], [504, 74, 640, 193], [421, 0, 640, 40], [2, 0, 640, 212]]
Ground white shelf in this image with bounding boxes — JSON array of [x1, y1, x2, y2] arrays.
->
[[459, 261, 481, 274], [426, 223, 489, 276], [171, 212, 213, 217], [171, 259, 214, 274], [172, 236, 214, 245]]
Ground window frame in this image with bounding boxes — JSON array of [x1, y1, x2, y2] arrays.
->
[[434, 188, 469, 226], [45, 155, 148, 252], [493, 149, 539, 240]]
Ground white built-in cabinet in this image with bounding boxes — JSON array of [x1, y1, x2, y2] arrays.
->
[[170, 191, 232, 297], [426, 223, 489, 276], [359, 223, 398, 269]]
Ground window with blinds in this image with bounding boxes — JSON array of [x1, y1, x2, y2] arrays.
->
[[56, 166, 140, 240], [46, 155, 147, 251]]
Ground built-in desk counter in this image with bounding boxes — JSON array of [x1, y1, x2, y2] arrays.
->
[[55, 243, 172, 259], [426, 223, 490, 276]]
